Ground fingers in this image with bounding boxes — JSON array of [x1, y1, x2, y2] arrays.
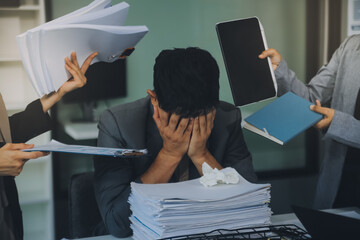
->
[[159, 110, 170, 128], [258, 48, 282, 71], [186, 119, 194, 135], [64, 52, 93, 90], [65, 56, 80, 76], [152, 106, 162, 129], [193, 117, 200, 135], [206, 109, 216, 132], [258, 48, 278, 59], [310, 100, 335, 129], [17, 151, 49, 160], [70, 52, 80, 68], [157, 110, 193, 136], [198, 114, 207, 136], [64, 53, 82, 81], [64, 62, 79, 79], [65, 51, 98, 77], [3, 143, 34, 150], [81, 52, 98, 73], [168, 114, 181, 132], [3, 143, 49, 159], [196, 109, 216, 136], [175, 117, 190, 135], [310, 100, 328, 115]]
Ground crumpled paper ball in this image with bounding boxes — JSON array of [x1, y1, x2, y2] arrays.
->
[[199, 162, 240, 187]]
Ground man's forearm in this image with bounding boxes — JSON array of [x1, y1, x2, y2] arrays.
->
[[140, 148, 182, 184], [191, 150, 222, 175]]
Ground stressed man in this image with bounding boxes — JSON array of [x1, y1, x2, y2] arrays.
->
[[93, 47, 257, 237]]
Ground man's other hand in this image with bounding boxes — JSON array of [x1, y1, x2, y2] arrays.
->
[[152, 106, 194, 161], [188, 109, 216, 161]]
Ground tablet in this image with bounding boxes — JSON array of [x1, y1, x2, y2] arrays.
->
[[216, 17, 277, 106]]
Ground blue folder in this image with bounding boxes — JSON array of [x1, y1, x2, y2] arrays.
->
[[244, 92, 323, 145]]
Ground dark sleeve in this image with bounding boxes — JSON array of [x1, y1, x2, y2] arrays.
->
[[93, 110, 134, 238], [9, 99, 52, 143], [223, 108, 258, 183]]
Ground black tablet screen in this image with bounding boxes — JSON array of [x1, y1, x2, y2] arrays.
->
[[216, 17, 276, 106]]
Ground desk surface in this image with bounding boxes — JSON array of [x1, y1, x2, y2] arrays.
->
[[70, 208, 359, 240]]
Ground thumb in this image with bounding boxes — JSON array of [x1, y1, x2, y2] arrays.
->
[[258, 49, 271, 59], [4, 143, 34, 150], [310, 101, 327, 115]]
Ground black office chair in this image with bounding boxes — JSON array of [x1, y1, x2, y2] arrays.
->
[[68, 172, 103, 238]]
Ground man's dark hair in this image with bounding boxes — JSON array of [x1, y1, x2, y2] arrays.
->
[[153, 47, 220, 118]]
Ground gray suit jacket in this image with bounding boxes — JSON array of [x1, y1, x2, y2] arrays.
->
[[93, 96, 257, 237], [275, 34, 360, 209]]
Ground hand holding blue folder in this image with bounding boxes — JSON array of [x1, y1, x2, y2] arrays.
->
[[243, 92, 323, 145]]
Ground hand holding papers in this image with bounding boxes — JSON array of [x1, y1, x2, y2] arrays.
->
[[17, 0, 148, 96], [23, 139, 147, 157], [129, 171, 271, 239]]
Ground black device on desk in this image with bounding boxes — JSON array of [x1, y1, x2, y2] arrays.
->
[[292, 205, 360, 239], [62, 59, 127, 122]]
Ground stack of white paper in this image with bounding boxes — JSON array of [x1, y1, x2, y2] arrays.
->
[[16, 0, 148, 96], [129, 173, 271, 239]]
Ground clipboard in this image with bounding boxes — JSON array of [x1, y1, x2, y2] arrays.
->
[[216, 17, 277, 106], [23, 139, 147, 157]]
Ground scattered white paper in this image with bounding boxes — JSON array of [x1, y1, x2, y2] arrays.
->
[[199, 162, 240, 187]]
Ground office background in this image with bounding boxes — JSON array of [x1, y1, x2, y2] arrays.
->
[[48, 0, 347, 239], [0, 0, 349, 239]]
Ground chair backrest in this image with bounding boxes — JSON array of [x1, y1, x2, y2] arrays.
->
[[68, 172, 102, 238]]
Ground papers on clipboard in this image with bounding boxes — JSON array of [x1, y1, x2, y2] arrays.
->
[[23, 139, 147, 157], [16, 0, 148, 96]]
